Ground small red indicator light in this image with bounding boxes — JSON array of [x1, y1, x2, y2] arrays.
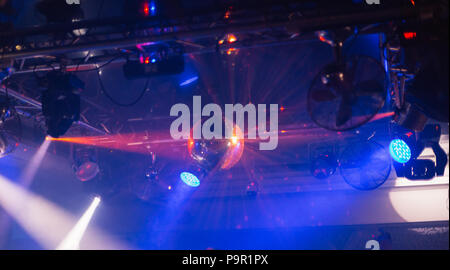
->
[[403, 32, 417, 40], [143, 3, 150, 16]]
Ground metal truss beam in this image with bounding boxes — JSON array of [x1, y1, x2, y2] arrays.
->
[[0, 3, 437, 60]]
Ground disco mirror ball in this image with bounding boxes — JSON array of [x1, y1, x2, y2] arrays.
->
[[188, 119, 245, 171], [189, 139, 227, 169], [188, 136, 244, 171]]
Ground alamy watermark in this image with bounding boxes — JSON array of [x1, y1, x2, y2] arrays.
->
[[170, 96, 279, 151], [66, 0, 80, 4]]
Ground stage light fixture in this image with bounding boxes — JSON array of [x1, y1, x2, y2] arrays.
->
[[0, 95, 21, 158], [123, 44, 184, 79], [75, 161, 100, 182], [391, 124, 448, 180], [72, 146, 100, 182], [180, 172, 200, 187], [179, 162, 209, 188], [71, 18, 87, 36], [41, 71, 83, 138], [246, 181, 259, 197], [389, 139, 412, 164]]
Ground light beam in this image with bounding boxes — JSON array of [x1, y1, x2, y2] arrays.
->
[[0, 174, 127, 249], [56, 196, 101, 250], [21, 138, 52, 187]]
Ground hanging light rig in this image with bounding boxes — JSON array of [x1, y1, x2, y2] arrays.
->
[[124, 44, 185, 79]]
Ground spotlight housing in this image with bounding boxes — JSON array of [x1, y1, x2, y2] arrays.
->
[[72, 146, 99, 182]]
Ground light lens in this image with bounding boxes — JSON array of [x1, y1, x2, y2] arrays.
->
[[180, 172, 200, 187], [389, 139, 412, 163]]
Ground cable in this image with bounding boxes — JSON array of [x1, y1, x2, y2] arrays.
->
[[69, 0, 107, 72], [97, 70, 150, 107]]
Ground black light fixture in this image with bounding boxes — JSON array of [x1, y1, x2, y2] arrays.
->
[[72, 145, 100, 182], [123, 43, 184, 79], [41, 71, 83, 138], [392, 124, 448, 180]]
